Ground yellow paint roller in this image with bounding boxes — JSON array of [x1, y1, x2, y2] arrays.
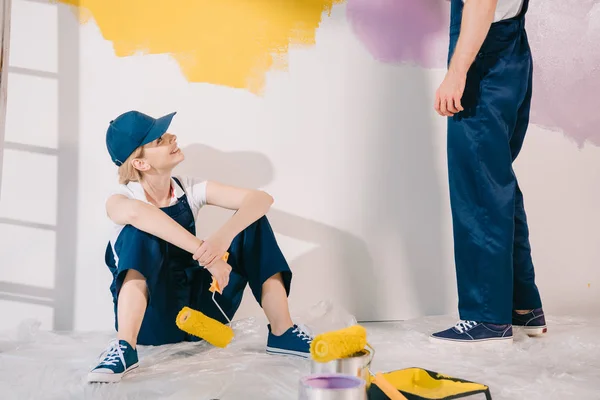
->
[[310, 324, 368, 363], [310, 325, 408, 399], [175, 252, 234, 348]]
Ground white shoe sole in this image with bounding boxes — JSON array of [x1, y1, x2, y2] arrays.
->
[[522, 325, 547, 337], [429, 336, 513, 346], [87, 363, 139, 383], [266, 346, 310, 359]]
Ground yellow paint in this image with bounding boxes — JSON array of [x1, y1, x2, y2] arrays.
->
[[375, 368, 489, 398], [56, 0, 343, 94]]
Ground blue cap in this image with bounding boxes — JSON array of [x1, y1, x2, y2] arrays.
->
[[106, 110, 176, 166]]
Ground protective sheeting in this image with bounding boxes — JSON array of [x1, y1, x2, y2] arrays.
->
[[0, 302, 598, 399]]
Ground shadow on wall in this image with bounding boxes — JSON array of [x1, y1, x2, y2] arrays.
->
[[349, 0, 452, 317], [0, 3, 79, 331], [368, 70, 451, 318], [175, 144, 379, 321]]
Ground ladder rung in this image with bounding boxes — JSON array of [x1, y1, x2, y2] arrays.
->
[[0, 217, 56, 231], [0, 292, 54, 307], [0, 281, 54, 301], [8, 66, 59, 80], [4, 141, 58, 156]]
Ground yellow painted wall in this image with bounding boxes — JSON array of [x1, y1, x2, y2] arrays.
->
[[58, 0, 344, 94]]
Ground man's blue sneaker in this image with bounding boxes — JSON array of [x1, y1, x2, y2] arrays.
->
[[430, 320, 513, 345], [512, 308, 547, 337], [266, 324, 313, 358], [87, 339, 139, 383]]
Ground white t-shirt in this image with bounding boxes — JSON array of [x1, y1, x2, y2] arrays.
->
[[108, 175, 207, 247], [463, 0, 525, 22]]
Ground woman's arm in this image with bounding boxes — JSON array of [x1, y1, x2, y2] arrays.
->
[[206, 181, 274, 240], [192, 181, 274, 266], [106, 194, 201, 254]]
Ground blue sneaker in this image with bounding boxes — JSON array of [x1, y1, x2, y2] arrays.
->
[[266, 324, 313, 358], [512, 308, 547, 337], [87, 339, 139, 383], [430, 320, 513, 345]]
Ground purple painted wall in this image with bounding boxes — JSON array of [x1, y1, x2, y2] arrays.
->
[[346, 0, 600, 147], [346, 0, 449, 69]]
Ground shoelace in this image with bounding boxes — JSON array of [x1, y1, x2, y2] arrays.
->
[[454, 320, 478, 334], [293, 324, 314, 343], [97, 340, 127, 368]]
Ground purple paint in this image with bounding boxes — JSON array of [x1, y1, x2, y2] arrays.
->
[[345, 0, 600, 147], [302, 374, 364, 389], [526, 0, 600, 147], [346, 0, 449, 68]]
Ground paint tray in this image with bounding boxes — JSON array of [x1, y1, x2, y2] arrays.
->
[[368, 367, 491, 400]]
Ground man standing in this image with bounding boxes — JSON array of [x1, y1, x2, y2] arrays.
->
[[432, 0, 547, 344]]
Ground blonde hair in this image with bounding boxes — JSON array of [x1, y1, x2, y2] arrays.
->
[[118, 146, 145, 185]]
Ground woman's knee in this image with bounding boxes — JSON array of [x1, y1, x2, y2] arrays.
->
[[117, 226, 164, 264], [119, 225, 163, 252], [116, 268, 148, 290], [115, 225, 164, 287], [238, 215, 275, 241], [122, 268, 146, 284]]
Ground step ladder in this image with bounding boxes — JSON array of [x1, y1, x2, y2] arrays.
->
[[0, 0, 79, 331]]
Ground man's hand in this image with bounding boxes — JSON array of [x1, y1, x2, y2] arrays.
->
[[192, 234, 232, 268], [435, 68, 467, 117], [435, 0, 497, 117], [206, 259, 232, 291]]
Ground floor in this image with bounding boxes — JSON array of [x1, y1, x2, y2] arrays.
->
[[0, 302, 598, 400]]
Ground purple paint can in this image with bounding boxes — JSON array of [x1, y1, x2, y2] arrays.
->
[[298, 374, 367, 400]]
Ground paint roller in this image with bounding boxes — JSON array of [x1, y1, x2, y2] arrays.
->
[[310, 324, 369, 363], [310, 325, 409, 400], [175, 252, 235, 348]]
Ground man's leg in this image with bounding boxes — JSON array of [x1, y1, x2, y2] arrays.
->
[[511, 177, 543, 314], [446, 75, 524, 326], [430, 86, 518, 343], [431, 28, 534, 343], [508, 53, 546, 335], [509, 58, 543, 312]]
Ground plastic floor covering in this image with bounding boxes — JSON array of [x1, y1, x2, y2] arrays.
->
[[0, 302, 598, 400]]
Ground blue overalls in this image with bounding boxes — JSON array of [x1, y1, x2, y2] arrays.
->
[[447, 0, 542, 324], [105, 177, 292, 345]]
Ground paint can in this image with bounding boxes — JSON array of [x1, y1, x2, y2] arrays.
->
[[298, 374, 367, 400], [310, 347, 374, 387]]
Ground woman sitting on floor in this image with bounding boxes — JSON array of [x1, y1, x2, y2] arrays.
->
[[88, 110, 312, 384]]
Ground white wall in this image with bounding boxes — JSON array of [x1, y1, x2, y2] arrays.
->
[[0, 0, 598, 332]]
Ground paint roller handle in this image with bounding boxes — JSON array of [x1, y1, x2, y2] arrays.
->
[[366, 342, 375, 364], [372, 373, 408, 400], [209, 277, 221, 294], [365, 343, 409, 399]]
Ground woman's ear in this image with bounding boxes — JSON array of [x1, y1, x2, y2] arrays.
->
[[131, 158, 150, 172]]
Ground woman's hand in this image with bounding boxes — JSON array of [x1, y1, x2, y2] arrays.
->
[[192, 234, 232, 267], [205, 259, 232, 291]]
